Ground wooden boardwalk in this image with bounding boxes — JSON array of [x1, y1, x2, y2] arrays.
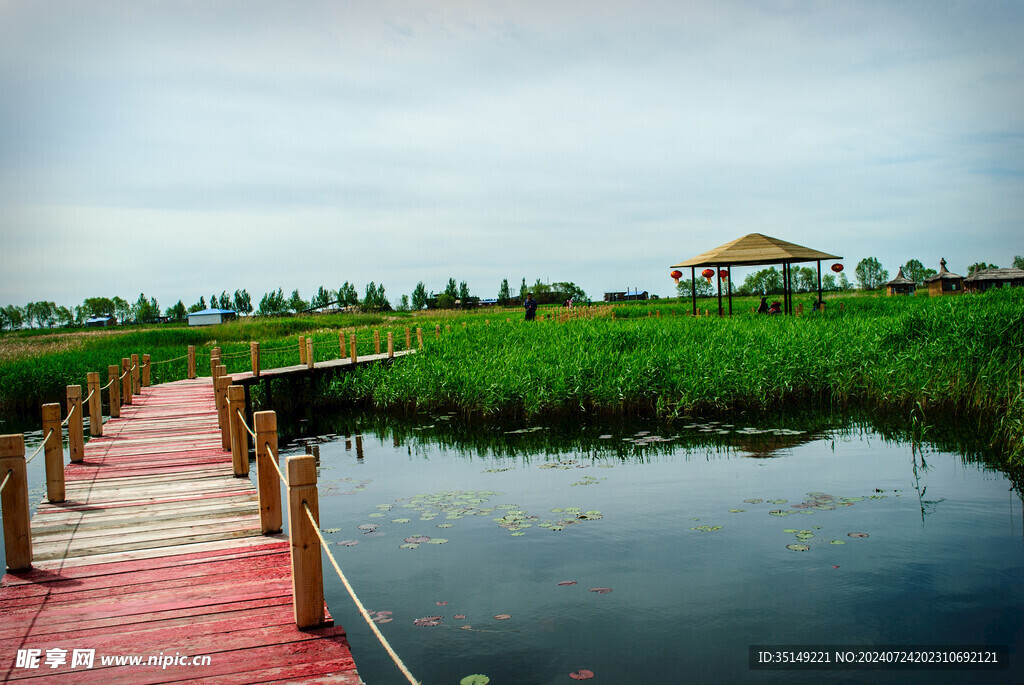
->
[[0, 378, 362, 684]]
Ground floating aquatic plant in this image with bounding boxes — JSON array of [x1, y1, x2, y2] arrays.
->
[[454, 614, 466, 620], [569, 669, 595, 680], [459, 674, 490, 685], [786, 544, 810, 552], [589, 587, 613, 594], [494, 614, 511, 620], [321, 527, 340, 534], [336, 540, 359, 547], [558, 581, 578, 586], [414, 616, 442, 627], [405, 536, 431, 544], [848, 532, 870, 538]]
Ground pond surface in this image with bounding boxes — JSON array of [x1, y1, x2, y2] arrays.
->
[[274, 413, 1024, 685]]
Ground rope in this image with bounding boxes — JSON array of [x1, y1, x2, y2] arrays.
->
[[25, 429, 54, 465], [236, 409, 257, 440], [119, 368, 130, 381], [101, 377, 116, 391], [263, 441, 288, 487], [149, 353, 190, 365], [302, 503, 420, 685], [0, 469, 11, 494], [84, 388, 95, 403], [60, 403, 77, 427]]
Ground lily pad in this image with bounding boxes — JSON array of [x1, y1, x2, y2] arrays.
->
[[848, 532, 870, 538], [405, 536, 431, 544], [494, 614, 511, 620], [781, 529, 798, 534], [569, 670, 595, 680], [460, 676, 490, 685], [743, 498, 763, 504], [335, 540, 359, 547], [392, 518, 411, 524], [425, 538, 448, 544], [589, 587, 613, 594], [829, 540, 846, 545], [728, 509, 744, 513], [399, 543, 419, 549], [321, 527, 340, 534], [786, 544, 810, 551], [454, 614, 466, 619], [557, 581, 578, 586], [357, 524, 379, 531], [435, 523, 453, 528]]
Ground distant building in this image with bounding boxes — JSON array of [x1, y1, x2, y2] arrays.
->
[[924, 258, 964, 296], [86, 316, 116, 327], [964, 267, 1024, 293], [604, 290, 648, 302], [187, 308, 237, 326], [884, 267, 917, 296]]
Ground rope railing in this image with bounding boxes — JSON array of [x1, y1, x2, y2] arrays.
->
[[302, 502, 420, 685], [235, 408, 257, 440], [60, 403, 76, 427], [149, 353, 190, 365], [25, 429, 54, 465], [84, 388, 96, 404], [100, 377, 117, 391], [0, 469, 11, 495], [262, 440, 288, 487]]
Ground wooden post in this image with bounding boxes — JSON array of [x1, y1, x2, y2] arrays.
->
[[299, 336, 307, 365], [374, 330, 381, 355], [187, 345, 196, 379], [131, 353, 140, 395], [417, 327, 424, 348], [435, 324, 440, 339], [121, 358, 132, 406], [251, 341, 261, 378], [255, 411, 282, 535], [338, 332, 346, 357], [404, 327, 411, 350], [107, 365, 120, 418], [446, 324, 452, 333], [86, 372, 102, 436], [350, 339, 358, 364], [66, 385, 84, 464], [486, 319, 490, 325], [210, 347, 221, 382], [286, 454, 325, 629], [387, 331, 394, 358], [306, 338, 314, 369], [228, 385, 248, 477], [142, 354, 151, 387], [0, 434, 32, 571], [216, 372, 231, 450], [41, 403, 64, 503]]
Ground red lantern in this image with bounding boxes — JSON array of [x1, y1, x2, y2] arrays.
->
[[670, 269, 683, 285], [831, 263, 844, 273], [701, 268, 714, 284], [718, 269, 728, 280]]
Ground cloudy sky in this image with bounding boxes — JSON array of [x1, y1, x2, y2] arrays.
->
[[1, 0, 1021, 310]]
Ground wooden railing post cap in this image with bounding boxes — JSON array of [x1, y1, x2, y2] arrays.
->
[[287, 455, 318, 487], [228, 384, 244, 398], [41, 403, 61, 418], [67, 384, 81, 398], [0, 433, 25, 455], [254, 411, 277, 432]]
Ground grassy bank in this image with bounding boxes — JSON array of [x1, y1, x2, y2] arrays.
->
[[2, 290, 1021, 462], [328, 289, 1024, 462]]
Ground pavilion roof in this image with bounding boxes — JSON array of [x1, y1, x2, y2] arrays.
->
[[885, 267, 916, 286], [670, 233, 841, 268]]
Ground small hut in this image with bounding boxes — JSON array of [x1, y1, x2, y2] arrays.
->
[[964, 267, 1024, 293], [187, 308, 237, 326], [924, 258, 963, 297], [885, 267, 916, 296], [86, 315, 116, 327]]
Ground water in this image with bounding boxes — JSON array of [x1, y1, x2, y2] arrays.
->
[[4, 413, 1022, 683], [273, 414, 1024, 684]]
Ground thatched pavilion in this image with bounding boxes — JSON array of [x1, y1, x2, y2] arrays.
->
[[670, 233, 841, 316], [885, 267, 917, 296], [924, 258, 964, 296]]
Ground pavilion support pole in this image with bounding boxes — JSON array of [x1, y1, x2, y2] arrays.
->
[[816, 259, 823, 309], [691, 267, 697, 317], [727, 266, 733, 316], [716, 264, 723, 317]]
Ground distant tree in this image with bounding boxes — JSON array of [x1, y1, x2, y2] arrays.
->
[[25, 301, 56, 328], [166, 300, 187, 322], [113, 296, 131, 322], [55, 306, 74, 327], [518, 278, 528, 301], [233, 289, 252, 316], [551, 281, 587, 302], [188, 296, 206, 314], [132, 293, 160, 323], [256, 289, 286, 316], [287, 289, 308, 313], [838, 273, 853, 291], [83, 297, 115, 317], [337, 281, 359, 306], [677, 279, 714, 298], [444, 278, 458, 299], [362, 282, 391, 312], [73, 305, 88, 324], [437, 293, 455, 309], [1014, 256, 1024, 270], [2, 305, 24, 330], [411, 282, 428, 310], [497, 278, 511, 304], [967, 262, 999, 275], [310, 286, 332, 310], [821, 274, 838, 291], [903, 259, 937, 284], [854, 257, 888, 290], [0, 308, 9, 331], [739, 268, 784, 296], [397, 294, 411, 312], [458, 281, 470, 302], [794, 267, 817, 293]]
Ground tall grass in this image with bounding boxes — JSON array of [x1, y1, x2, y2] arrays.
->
[[329, 289, 1024, 461]]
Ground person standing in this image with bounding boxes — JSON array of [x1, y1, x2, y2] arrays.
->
[[524, 293, 538, 321]]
